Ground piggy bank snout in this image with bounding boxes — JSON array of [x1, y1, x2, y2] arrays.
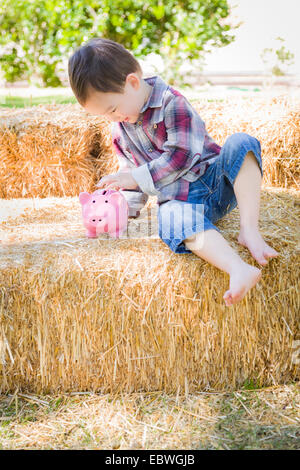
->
[[86, 206, 107, 226], [88, 215, 106, 225]]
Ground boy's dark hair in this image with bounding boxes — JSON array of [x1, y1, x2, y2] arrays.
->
[[68, 37, 143, 105]]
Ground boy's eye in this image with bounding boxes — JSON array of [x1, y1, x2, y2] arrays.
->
[[112, 107, 117, 113]]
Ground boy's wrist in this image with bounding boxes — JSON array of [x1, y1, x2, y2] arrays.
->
[[131, 164, 160, 196]]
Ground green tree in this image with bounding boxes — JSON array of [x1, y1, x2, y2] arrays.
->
[[260, 37, 295, 77], [0, 0, 239, 87]]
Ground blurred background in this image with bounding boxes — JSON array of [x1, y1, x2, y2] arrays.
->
[[0, 0, 299, 106]]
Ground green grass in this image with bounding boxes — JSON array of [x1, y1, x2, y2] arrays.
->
[[227, 86, 261, 92], [0, 95, 77, 108], [0, 84, 263, 109], [213, 392, 300, 450], [241, 378, 262, 390]]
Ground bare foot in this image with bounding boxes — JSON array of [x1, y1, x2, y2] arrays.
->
[[223, 262, 262, 306], [238, 227, 279, 266]]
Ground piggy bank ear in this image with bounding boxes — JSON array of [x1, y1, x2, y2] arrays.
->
[[79, 192, 91, 205], [108, 191, 126, 204]]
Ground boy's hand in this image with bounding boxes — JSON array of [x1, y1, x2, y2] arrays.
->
[[96, 170, 139, 191]]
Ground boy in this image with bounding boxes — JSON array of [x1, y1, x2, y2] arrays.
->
[[68, 37, 279, 307]]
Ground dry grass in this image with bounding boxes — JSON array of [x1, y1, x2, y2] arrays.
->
[[0, 384, 299, 449], [0, 187, 299, 394]]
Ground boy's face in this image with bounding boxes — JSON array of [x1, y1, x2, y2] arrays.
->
[[83, 73, 149, 124]]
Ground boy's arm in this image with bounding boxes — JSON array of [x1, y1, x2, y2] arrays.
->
[[112, 127, 135, 172], [112, 125, 149, 217], [131, 96, 206, 196]]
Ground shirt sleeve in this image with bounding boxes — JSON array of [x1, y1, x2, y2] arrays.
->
[[131, 96, 206, 196], [112, 123, 136, 172], [111, 123, 149, 217]]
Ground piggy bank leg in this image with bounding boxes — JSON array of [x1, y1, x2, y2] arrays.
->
[[109, 228, 126, 238], [109, 231, 119, 238], [86, 229, 97, 238]]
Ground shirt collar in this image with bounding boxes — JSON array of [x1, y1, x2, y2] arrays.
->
[[139, 75, 169, 114]]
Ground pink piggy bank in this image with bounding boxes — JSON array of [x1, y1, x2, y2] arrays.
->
[[79, 189, 129, 239]]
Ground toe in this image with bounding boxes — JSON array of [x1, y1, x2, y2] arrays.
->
[[223, 291, 233, 306], [263, 249, 279, 259], [231, 292, 244, 304], [256, 254, 268, 265], [224, 289, 243, 305]]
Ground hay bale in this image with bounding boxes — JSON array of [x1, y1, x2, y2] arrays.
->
[[0, 188, 299, 394], [0, 103, 118, 199], [0, 94, 299, 200], [191, 94, 300, 190]]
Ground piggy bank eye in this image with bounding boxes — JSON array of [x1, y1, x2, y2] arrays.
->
[[93, 200, 96, 203], [105, 200, 108, 203]]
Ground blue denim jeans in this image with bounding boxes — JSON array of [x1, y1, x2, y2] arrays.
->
[[158, 132, 263, 254]]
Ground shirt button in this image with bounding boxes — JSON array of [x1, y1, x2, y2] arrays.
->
[[138, 121, 142, 125], [149, 148, 153, 152], [154, 124, 157, 128]]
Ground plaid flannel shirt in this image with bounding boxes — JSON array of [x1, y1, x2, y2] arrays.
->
[[112, 75, 222, 217]]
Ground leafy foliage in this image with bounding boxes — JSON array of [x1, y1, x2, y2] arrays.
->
[[0, 0, 237, 86], [260, 37, 295, 77]]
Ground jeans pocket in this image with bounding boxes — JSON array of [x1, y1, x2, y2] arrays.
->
[[187, 179, 212, 202], [197, 160, 220, 191]]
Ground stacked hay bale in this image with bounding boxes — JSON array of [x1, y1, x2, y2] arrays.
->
[[0, 94, 299, 394], [0, 103, 118, 199], [0, 95, 299, 200], [190, 94, 300, 190]]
